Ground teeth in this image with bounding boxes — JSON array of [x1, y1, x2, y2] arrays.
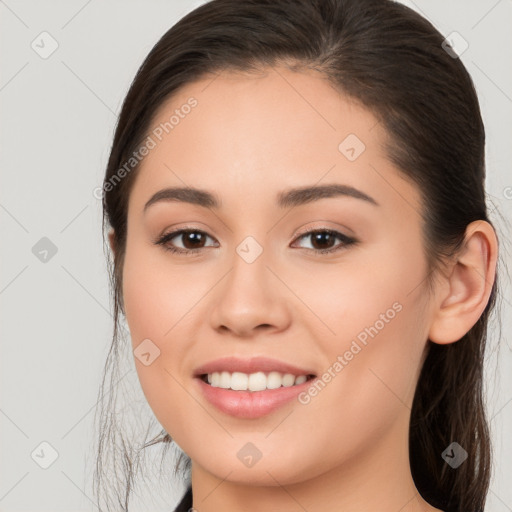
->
[[207, 371, 310, 391]]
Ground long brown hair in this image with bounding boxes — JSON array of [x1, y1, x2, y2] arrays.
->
[[95, 1, 500, 510]]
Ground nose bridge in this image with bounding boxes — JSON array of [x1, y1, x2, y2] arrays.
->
[[235, 234, 266, 266], [209, 230, 290, 336], [226, 232, 273, 306]]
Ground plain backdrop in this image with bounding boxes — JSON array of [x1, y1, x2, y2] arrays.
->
[[1, 1, 511, 510]]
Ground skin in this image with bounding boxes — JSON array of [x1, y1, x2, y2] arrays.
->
[[109, 65, 497, 512]]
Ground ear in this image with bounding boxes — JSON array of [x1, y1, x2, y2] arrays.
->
[[108, 228, 116, 256], [428, 220, 498, 344]]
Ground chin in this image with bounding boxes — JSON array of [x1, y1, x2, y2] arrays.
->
[[194, 454, 318, 487]]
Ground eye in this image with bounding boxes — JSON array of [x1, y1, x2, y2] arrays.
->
[[153, 227, 357, 257], [154, 228, 218, 256], [291, 228, 357, 254]]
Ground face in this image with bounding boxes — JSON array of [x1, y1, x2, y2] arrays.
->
[[120, 65, 434, 486]]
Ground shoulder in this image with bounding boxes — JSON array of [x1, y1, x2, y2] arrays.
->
[[172, 486, 192, 512]]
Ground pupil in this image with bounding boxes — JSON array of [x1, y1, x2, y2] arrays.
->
[[313, 232, 333, 249], [185, 232, 203, 248]]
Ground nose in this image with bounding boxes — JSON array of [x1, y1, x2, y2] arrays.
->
[[208, 246, 291, 339]]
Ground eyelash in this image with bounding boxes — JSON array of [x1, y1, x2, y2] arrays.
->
[[153, 227, 357, 257]]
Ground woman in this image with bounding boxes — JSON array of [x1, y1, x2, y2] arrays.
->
[[95, 0, 500, 511]]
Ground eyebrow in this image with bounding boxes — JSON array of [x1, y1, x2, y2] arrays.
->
[[143, 183, 379, 213]]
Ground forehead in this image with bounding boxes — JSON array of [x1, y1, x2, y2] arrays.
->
[[128, 66, 422, 218], [148, 65, 381, 157]]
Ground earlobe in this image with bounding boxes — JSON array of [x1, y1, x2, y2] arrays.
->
[[108, 229, 116, 256], [428, 220, 498, 345]]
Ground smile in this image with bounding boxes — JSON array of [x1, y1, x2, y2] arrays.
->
[[201, 371, 314, 391]]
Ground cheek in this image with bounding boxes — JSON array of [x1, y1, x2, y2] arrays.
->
[[122, 237, 197, 344], [290, 297, 428, 476], [307, 241, 427, 346], [306, 239, 430, 418], [121, 237, 210, 427]]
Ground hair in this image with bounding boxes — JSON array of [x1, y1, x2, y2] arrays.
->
[[95, 0, 501, 511]]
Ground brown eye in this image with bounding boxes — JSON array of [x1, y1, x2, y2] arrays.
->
[[154, 227, 356, 257], [175, 230, 208, 249], [292, 229, 356, 254], [155, 229, 218, 255]]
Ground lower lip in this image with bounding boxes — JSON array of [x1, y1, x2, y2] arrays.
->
[[195, 376, 316, 419]]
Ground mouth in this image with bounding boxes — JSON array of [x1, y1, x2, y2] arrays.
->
[[195, 371, 317, 419], [198, 371, 316, 392], [192, 357, 318, 419]]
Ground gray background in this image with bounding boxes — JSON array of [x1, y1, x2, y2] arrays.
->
[[1, 0, 511, 510]]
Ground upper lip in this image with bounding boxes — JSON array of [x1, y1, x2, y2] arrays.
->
[[193, 356, 316, 377]]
